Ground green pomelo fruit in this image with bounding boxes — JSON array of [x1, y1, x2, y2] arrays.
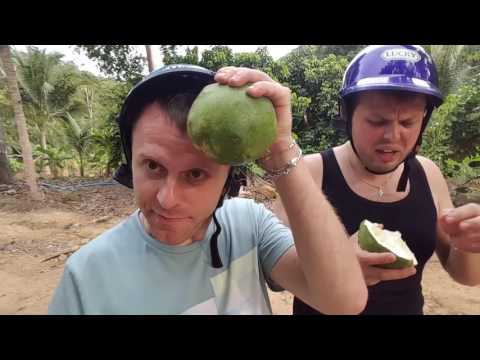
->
[[358, 219, 418, 269], [187, 83, 277, 165]]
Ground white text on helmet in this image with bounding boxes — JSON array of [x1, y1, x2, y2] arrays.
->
[[381, 49, 421, 63]]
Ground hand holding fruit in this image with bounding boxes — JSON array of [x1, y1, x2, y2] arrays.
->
[[214, 67, 292, 146], [352, 221, 417, 286]]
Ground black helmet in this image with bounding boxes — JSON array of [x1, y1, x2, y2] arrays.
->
[[114, 64, 216, 188], [113, 63, 244, 269]]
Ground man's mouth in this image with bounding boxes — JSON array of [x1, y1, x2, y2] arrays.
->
[[375, 149, 399, 163], [155, 212, 188, 222]]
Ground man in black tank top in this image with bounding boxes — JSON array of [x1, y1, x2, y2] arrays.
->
[[272, 45, 480, 315]]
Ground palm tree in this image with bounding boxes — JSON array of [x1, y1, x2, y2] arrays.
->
[[0, 114, 13, 183], [12, 46, 72, 176], [90, 121, 121, 177], [62, 112, 91, 177], [145, 45, 155, 72], [34, 144, 72, 178], [428, 45, 470, 96], [0, 45, 42, 200], [0, 70, 14, 183]]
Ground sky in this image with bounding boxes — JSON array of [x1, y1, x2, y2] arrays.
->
[[12, 45, 300, 77]]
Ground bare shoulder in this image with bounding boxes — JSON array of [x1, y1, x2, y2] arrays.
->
[[303, 152, 324, 186], [416, 155, 452, 208], [416, 155, 444, 182]]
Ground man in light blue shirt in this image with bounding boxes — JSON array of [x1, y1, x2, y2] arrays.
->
[[49, 64, 367, 315]]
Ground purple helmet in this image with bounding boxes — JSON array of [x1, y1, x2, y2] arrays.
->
[[340, 45, 443, 106], [338, 45, 444, 191]]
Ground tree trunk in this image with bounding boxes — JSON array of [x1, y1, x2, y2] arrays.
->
[[105, 160, 111, 178], [51, 164, 59, 178], [0, 113, 14, 184], [0, 45, 42, 200], [79, 154, 84, 177], [146, 45, 155, 72], [75, 147, 85, 178], [40, 129, 51, 177]]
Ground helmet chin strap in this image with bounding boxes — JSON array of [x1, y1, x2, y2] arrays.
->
[[209, 167, 237, 269]]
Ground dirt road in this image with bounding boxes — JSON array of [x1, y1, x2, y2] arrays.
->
[[1, 182, 479, 315]]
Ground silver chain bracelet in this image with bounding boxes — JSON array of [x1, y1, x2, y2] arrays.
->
[[259, 139, 297, 161], [258, 143, 303, 179]]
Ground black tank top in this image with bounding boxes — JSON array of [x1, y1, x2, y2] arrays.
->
[[293, 149, 438, 315]]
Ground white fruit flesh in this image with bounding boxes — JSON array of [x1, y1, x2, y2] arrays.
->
[[365, 220, 418, 265]]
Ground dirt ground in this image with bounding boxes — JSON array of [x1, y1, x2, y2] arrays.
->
[[1, 180, 479, 315]]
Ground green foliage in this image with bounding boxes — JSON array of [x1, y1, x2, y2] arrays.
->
[[283, 53, 349, 153], [13, 47, 64, 103], [163, 46, 201, 66], [2, 45, 480, 185], [421, 94, 457, 168], [8, 156, 24, 174], [422, 73, 480, 170], [244, 162, 266, 178], [313, 45, 366, 60], [428, 45, 469, 96], [1, 47, 129, 178], [291, 91, 311, 128], [454, 45, 480, 77], [279, 45, 317, 94], [34, 144, 72, 177], [199, 46, 234, 71], [164, 45, 289, 82], [233, 47, 289, 82], [62, 113, 92, 177], [444, 152, 480, 184], [448, 75, 480, 159], [90, 117, 123, 177], [75, 45, 146, 84], [12, 47, 85, 145]]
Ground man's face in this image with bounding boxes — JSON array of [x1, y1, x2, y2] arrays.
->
[[131, 103, 231, 246], [351, 91, 427, 173]]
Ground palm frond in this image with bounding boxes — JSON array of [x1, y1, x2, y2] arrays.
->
[[430, 45, 468, 95]]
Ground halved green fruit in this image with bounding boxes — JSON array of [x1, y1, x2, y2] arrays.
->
[[358, 220, 418, 269]]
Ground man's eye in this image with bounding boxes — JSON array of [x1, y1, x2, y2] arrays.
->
[[367, 119, 382, 126], [147, 161, 158, 171], [188, 169, 206, 181]]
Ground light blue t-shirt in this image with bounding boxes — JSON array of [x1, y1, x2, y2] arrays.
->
[[48, 198, 294, 315]]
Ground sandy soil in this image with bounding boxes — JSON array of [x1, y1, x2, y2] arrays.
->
[[1, 181, 479, 315]]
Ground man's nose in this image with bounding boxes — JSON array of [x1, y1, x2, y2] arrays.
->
[[156, 177, 179, 210], [384, 122, 400, 141]]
